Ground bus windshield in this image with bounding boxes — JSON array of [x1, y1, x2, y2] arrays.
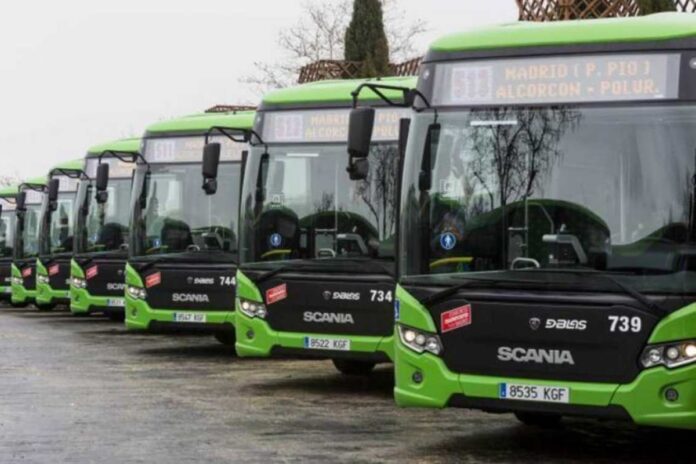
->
[[17, 202, 42, 259], [130, 136, 243, 260], [48, 192, 75, 254], [239, 142, 399, 266], [84, 178, 132, 253], [400, 104, 696, 294], [0, 199, 15, 259]]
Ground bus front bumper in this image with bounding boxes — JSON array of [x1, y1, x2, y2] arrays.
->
[[124, 295, 235, 333], [70, 286, 125, 315], [11, 284, 35, 304], [394, 340, 696, 430], [36, 281, 70, 306], [235, 310, 394, 361]]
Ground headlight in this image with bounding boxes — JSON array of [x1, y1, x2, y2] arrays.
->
[[126, 285, 147, 300], [237, 297, 267, 319], [397, 324, 443, 356], [641, 340, 696, 369], [71, 277, 87, 289], [11, 277, 23, 286], [37, 275, 50, 285]]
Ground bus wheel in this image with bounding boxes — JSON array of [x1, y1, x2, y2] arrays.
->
[[10, 302, 28, 308], [214, 331, 236, 347], [107, 311, 125, 322], [514, 412, 562, 428], [35, 303, 56, 311], [332, 359, 375, 376]]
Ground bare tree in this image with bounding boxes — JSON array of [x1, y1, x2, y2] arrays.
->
[[0, 173, 20, 188], [244, 0, 426, 95]]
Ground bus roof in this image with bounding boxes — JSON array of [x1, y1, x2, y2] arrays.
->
[[50, 158, 84, 173], [145, 110, 256, 136], [430, 12, 696, 54], [261, 76, 418, 108], [86, 137, 141, 158], [0, 185, 18, 197], [22, 176, 46, 187]]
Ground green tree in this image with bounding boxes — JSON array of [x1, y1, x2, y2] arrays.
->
[[637, 0, 676, 14], [344, 0, 390, 77]]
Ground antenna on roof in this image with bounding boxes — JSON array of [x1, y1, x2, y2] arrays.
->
[[205, 105, 256, 114]]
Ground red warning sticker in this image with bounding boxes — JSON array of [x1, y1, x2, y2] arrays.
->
[[48, 264, 60, 276], [145, 272, 161, 288], [265, 284, 287, 305], [22, 267, 32, 278], [85, 265, 98, 280], [440, 304, 472, 333]]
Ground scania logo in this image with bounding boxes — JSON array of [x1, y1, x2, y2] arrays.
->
[[322, 291, 361, 301], [172, 293, 210, 303], [107, 283, 125, 291], [529, 317, 541, 331], [303, 311, 355, 324], [497, 346, 575, 365]]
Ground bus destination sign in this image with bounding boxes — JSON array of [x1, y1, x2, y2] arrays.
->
[[262, 108, 409, 144], [433, 53, 681, 106]]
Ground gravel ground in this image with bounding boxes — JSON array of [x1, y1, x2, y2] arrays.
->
[[0, 305, 693, 464]]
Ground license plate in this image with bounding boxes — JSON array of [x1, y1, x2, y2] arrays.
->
[[499, 383, 570, 404], [303, 336, 351, 351], [174, 312, 206, 323], [106, 298, 125, 307]]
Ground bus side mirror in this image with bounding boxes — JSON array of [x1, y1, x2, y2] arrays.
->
[[202, 143, 221, 195], [347, 107, 375, 158], [48, 178, 60, 211], [418, 123, 441, 192], [347, 107, 376, 181], [16, 191, 26, 212], [96, 163, 109, 204]]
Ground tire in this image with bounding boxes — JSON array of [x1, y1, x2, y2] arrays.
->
[[214, 330, 236, 347], [107, 311, 125, 322], [35, 303, 56, 312], [10, 302, 28, 308], [332, 359, 376, 376], [514, 412, 562, 428]]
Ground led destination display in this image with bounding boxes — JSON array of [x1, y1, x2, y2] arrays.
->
[[433, 53, 681, 106], [262, 108, 409, 143], [144, 136, 245, 164], [85, 157, 136, 179]]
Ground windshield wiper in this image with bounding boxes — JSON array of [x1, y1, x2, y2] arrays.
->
[[513, 268, 666, 315], [253, 257, 393, 284], [420, 275, 515, 307]]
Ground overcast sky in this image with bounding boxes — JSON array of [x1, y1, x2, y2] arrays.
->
[[0, 0, 518, 180]]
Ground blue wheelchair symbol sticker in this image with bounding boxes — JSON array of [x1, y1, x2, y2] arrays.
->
[[440, 232, 457, 250], [269, 233, 282, 248]]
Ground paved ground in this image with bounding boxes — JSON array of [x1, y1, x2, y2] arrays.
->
[[0, 306, 694, 464]]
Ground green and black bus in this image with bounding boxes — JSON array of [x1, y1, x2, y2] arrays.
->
[[11, 177, 47, 307], [372, 13, 696, 429], [0, 185, 18, 299], [71, 138, 140, 319], [124, 107, 254, 344], [35, 159, 85, 310], [233, 77, 414, 375]]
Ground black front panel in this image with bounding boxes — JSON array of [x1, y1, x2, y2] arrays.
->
[[84, 259, 126, 296], [259, 274, 395, 336], [43, 258, 72, 291], [141, 263, 236, 311], [15, 258, 35, 290], [409, 286, 661, 384], [0, 258, 12, 288]]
